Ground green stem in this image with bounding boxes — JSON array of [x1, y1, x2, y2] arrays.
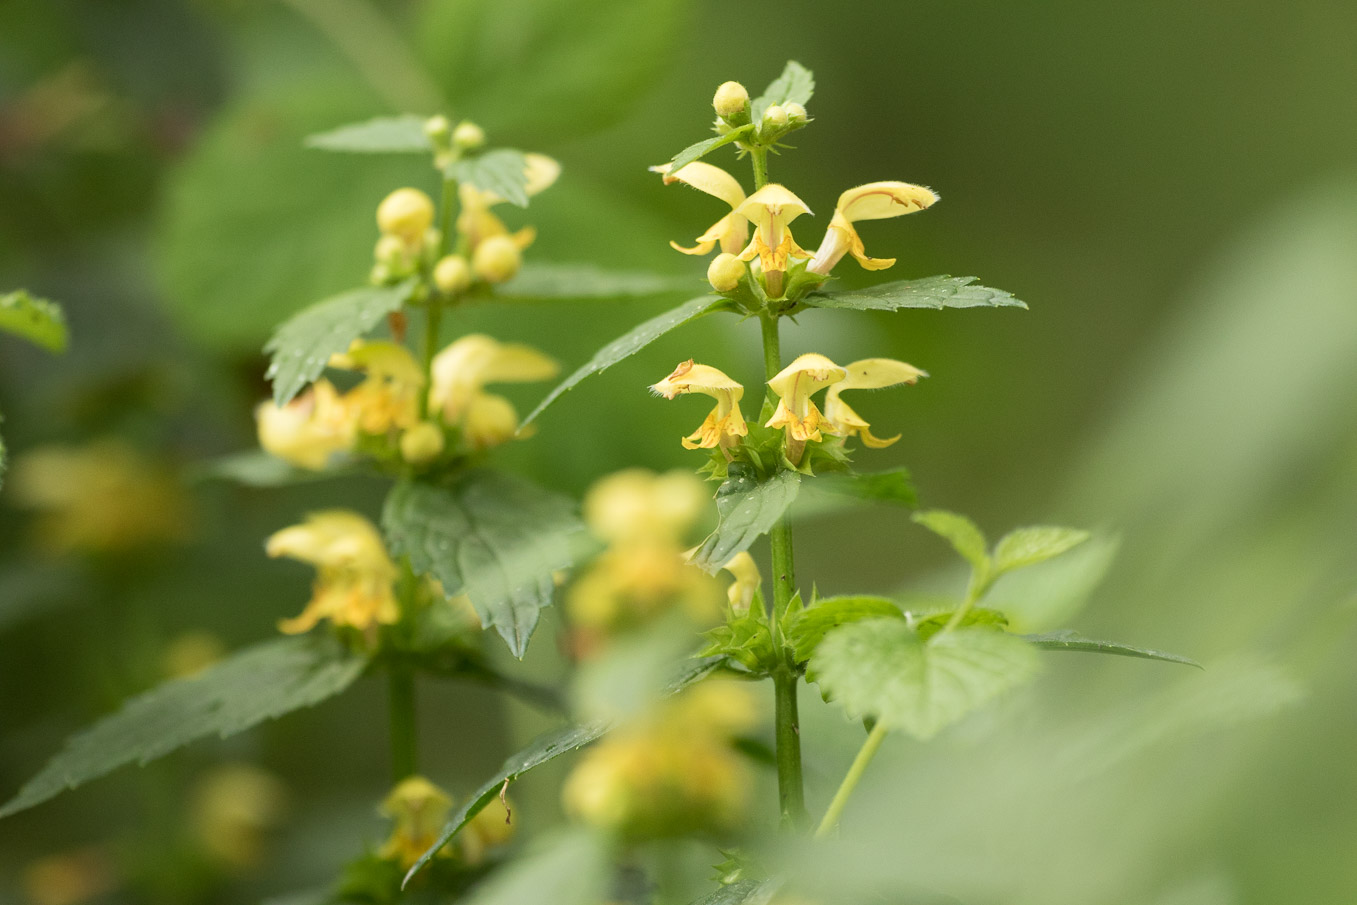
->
[[751, 146, 770, 190], [388, 665, 418, 781], [759, 312, 782, 385], [418, 300, 442, 419], [941, 569, 991, 634], [814, 722, 889, 838]]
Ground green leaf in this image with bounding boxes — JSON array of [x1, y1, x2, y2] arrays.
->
[[751, 60, 815, 122], [810, 620, 1040, 739], [264, 279, 416, 407], [785, 595, 903, 664], [0, 290, 68, 353], [993, 526, 1091, 574], [1024, 630, 1202, 669], [913, 510, 990, 572], [497, 263, 692, 299], [381, 470, 585, 658], [189, 450, 357, 487], [452, 829, 611, 905], [447, 149, 532, 208], [520, 294, 726, 427], [913, 607, 1009, 642], [693, 466, 801, 573], [0, 636, 366, 818], [667, 124, 755, 174], [986, 534, 1119, 632], [304, 115, 433, 153], [690, 880, 779, 905], [811, 467, 917, 507], [804, 275, 1027, 312]]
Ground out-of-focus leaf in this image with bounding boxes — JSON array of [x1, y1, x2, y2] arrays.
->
[[0, 563, 81, 633], [993, 526, 1090, 574], [1024, 630, 1201, 669], [189, 450, 356, 487], [0, 636, 367, 818], [573, 615, 697, 723], [0, 290, 68, 353], [305, 115, 433, 153], [264, 279, 415, 407], [496, 263, 692, 300], [913, 607, 1009, 642], [785, 595, 902, 664], [520, 294, 725, 426], [810, 468, 917, 508], [985, 534, 1119, 633], [381, 470, 584, 658], [751, 60, 815, 122], [912, 510, 989, 572], [693, 466, 801, 573], [690, 880, 779, 905], [811, 620, 1040, 739], [668, 124, 755, 174], [452, 829, 611, 905], [804, 275, 1026, 312], [447, 149, 531, 207]]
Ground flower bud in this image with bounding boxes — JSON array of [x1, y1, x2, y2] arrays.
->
[[784, 102, 808, 124], [453, 120, 486, 150], [400, 422, 445, 464], [433, 254, 472, 294], [471, 235, 522, 284], [373, 234, 406, 267], [424, 115, 452, 142], [377, 188, 435, 242], [706, 253, 745, 292], [763, 104, 789, 131], [712, 81, 750, 119]]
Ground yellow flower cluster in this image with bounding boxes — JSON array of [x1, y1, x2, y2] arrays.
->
[[379, 775, 513, 869]]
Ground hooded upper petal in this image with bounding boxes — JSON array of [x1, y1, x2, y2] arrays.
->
[[809, 181, 938, 274], [429, 334, 559, 422], [651, 162, 750, 256], [823, 357, 927, 448], [651, 360, 748, 450]]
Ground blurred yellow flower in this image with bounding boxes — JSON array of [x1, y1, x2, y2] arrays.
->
[[650, 161, 749, 256], [429, 334, 558, 449], [823, 357, 927, 448], [808, 181, 938, 274], [329, 340, 424, 435], [22, 846, 117, 905], [191, 763, 289, 870], [379, 775, 452, 869], [721, 552, 761, 613], [256, 378, 355, 469], [162, 630, 227, 679], [650, 360, 748, 452], [582, 468, 708, 545], [266, 510, 400, 635], [457, 152, 560, 251]]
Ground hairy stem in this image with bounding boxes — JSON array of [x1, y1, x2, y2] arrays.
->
[[751, 146, 770, 190], [387, 665, 418, 781], [815, 722, 888, 838]]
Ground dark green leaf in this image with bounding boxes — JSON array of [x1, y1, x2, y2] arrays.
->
[[497, 263, 692, 299], [912, 510, 990, 572], [304, 115, 433, 153], [0, 290, 68, 353], [693, 466, 801, 573], [447, 149, 532, 207], [1024, 630, 1202, 669], [520, 294, 726, 427], [786, 595, 903, 664], [751, 60, 815, 122], [668, 124, 755, 174], [810, 467, 917, 507], [993, 526, 1090, 574], [805, 275, 1027, 312], [0, 636, 366, 818], [264, 280, 416, 407], [381, 470, 584, 658]]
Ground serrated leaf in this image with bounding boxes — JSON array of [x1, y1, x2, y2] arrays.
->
[[751, 60, 815, 123], [693, 466, 801, 573], [264, 279, 416, 407], [993, 526, 1090, 574], [785, 595, 903, 664], [304, 115, 433, 153], [0, 290, 68, 353], [447, 149, 532, 208], [1024, 630, 1202, 669], [381, 470, 584, 658], [811, 620, 1040, 739], [811, 467, 917, 507], [520, 294, 725, 427], [497, 263, 691, 299], [804, 275, 1027, 312], [913, 510, 990, 572], [668, 124, 755, 174], [0, 636, 366, 818], [454, 829, 610, 905]]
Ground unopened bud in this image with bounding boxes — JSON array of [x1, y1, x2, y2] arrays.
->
[[374, 235, 406, 266], [784, 102, 807, 124], [400, 422, 445, 465], [706, 253, 745, 292], [471, 235, 522, 284], [433, 255, 472, 294], [377, 188, 435, 242], [762, 105, 789, 131], [452, 120, 486, 150], [463, 394, 519, 449], [424, 115, 452, 142], [713, 81, 750, 119]]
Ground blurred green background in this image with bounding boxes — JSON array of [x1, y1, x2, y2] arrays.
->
[[2, 1, 1356, 903]]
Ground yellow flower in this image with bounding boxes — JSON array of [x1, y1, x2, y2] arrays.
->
[[190, 764, 288, 870], [583, 468, 709, 545], [256, 379, 355, 470], [650, 161, 749, 256], [807, 181, 938, 274], [457, 153, 560, 251], [379, 776, 452, 869], [329, 340, 425, 435], [459, 793, 514, 865], [267, 511, 400, 635], [721, 552, 761, 613], [823, 357, 927, 448], [736, 184, 812, 296], [765, 353, 847, 462], [650, 360, 748, 452], [377, 188, 435, 243], [429, 334, 558, 448]]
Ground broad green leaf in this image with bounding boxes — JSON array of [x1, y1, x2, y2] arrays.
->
[[785, 595, 903, 664], [573, 616, 697, 723], [690, 880, 779, 905], [913, 510, 990, 572], [447, 149, 532, 207], [0, 290, 68, 353], [454, 829, 610, 905], [381, 470, 584, 658], [520, 294, 726, 426], [751, 60, 815, 122], [804, 275, 1027, 312], [913, 607, 1009, 642], [994, 526, 1090, 574], [986, 534, 1119, 633], [497, 263, 691, 299], [1024, 630, 1202, 669], [811, 620, 1040, 739], [0, 636, 366, 818], [264, 279, 416, 407], [693, 466, 801, 573], [304, 115, 433, 154], [667, 124, 755, 174], [811, 467, 917, 508]]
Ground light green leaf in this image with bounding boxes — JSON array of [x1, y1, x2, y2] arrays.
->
[[986, 534, 1119, 633], [497, 263, 692, 299], [751, 60, 815, 122], [447, 149, 532, 207], [264, 279, 415, 407], [993, 526, 1091, 574], [1024, 630, 1202, 669], [381, 470, 585, 658], [690, 881, 779, 905], [693, 466, 801, 573], [520, 294, 726, 427], [453, 829, 611, 905], [811, 620, 1040, 739], [913, 510, 990, 572], [913, 607, 1009, 642], [667, 124, 755, 174], [804, 275, 1027, 312], [189, 450, 356, 487], [304, 115, 433, 154], [786, 595, 903, 664], [0, 636, 367, 818], [811, 468, 917, 508], [0, 290, 68, 353]]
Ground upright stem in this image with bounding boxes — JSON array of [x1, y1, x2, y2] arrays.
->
[[418, 177, 457, 420], [751, 147, 770, 190], [388, 665, 418, 781], [814, 722, 888, 838]]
